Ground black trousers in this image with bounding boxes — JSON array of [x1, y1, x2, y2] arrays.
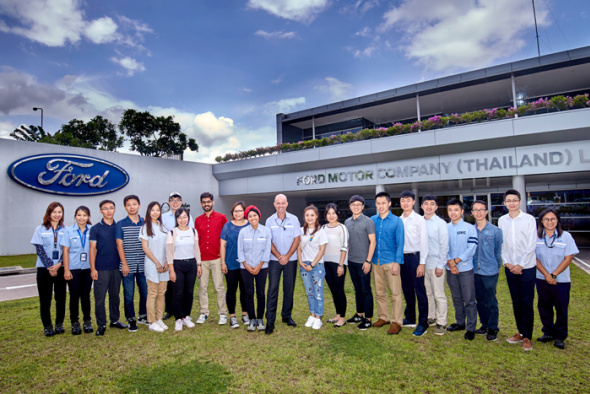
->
[[165, 280, 174, 314], [241, 268, 268, 320], [36, 267, 66, 328], [265, 260, 297, 324], [225, 269, 246, 315], [536, 279, 570, 340], [401, 253, 428, 327], [348, 261, 373, 318], [68, 269, 93, 323], [172, 259, 197, 320], [505, 266, 536, 340], [325, 261, 347, 316], [93, 269, 121, 327]]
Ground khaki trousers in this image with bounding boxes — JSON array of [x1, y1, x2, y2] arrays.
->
[[425, 268, 447, 326], [147, 280, 167, 323], [199, 258, 227, 315], [373, 263, 403, 325]]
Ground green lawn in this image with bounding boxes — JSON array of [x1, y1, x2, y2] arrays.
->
[[0, 254, 36, 269], [1, 265, 588, 393]]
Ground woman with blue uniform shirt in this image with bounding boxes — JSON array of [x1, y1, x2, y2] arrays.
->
[[62, 206, 93, 335], [31, 202, 67, 337], [238, 205, 271, 332], [220, 201, 250, 329], [535, 207, 579, 350]]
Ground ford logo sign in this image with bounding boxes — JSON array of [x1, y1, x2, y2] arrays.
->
[[7, 154, 130, 196]]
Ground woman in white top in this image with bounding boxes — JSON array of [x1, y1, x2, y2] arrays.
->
[[322, 203, 349, 327], [165, 208, 202, 331], [140, 201, 170, 333], [297, 205, 328, 330]]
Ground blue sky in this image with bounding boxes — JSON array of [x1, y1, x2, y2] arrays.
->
[[1, 0, 589, 162]]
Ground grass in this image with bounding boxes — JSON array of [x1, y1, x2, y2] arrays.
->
[[1, 265, 589, 393], [0, 254, 36, 269]]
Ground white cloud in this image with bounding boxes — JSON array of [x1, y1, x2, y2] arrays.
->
[[0, 120, 18, 138], [255, 30, 298, 40], [314, 77, 352, 101], [191, 111, 235, 147], [350, 45, 377, 58], [378, 0, 551, 72], [263, 97, 306, 115], [247, 0, 330, 23], [110, 56, 146, 76], [271, 74, 284, 84], [341, 0, 380, 15], [85, 16, 118, 44], [241, 87, 253, 93], [354, 27, 372, 37]]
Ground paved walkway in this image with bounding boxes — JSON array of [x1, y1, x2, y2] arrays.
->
[[0, 272, 37, 302]]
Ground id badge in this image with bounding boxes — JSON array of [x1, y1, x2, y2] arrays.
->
[[80, 253, 88, 262], [52, 250, 59, 260]]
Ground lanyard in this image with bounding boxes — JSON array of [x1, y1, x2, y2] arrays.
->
[[52, 227, 58, 249], [543, 231, 556, 248], [77, 228, 88, 250]]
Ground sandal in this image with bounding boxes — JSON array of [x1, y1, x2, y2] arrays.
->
[[327, 317, 339, 323], [334, 320, 347, 327]]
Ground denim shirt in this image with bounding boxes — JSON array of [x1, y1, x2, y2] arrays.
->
[[473, 222, 503, 276], [370, 212, 405, 265]]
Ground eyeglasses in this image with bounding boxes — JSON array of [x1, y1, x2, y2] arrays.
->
[[169, 198, 181, 203], [350, 203, 363, 208], [100, 207, 115, 211], [233, 210, 244, 213], [505, 199, 520, 204], [472, 209, 487, 213], [542, 218, 557, 223], [201, 200, 213, 205]]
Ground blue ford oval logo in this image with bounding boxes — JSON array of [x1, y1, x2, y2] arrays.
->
[[7, 154, 129, 196]]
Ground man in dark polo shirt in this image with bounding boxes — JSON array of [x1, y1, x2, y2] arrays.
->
[[344, 195, 376, 330], [89, 199, 127, 336], [116, 195, 146, 332]]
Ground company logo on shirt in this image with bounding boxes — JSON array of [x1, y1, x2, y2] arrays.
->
[[457, 231, 466, 235]]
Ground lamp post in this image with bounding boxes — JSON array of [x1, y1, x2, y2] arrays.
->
[[33, 107, 43, 129]]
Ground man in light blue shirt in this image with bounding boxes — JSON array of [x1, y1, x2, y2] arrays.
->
[[446, 198, 478, 340]]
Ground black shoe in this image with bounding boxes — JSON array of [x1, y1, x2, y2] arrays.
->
[[347, 314, 363, 324], [96, 326, 106, 336], [486, 329, 499, 341], [54, 323, 65, 334], [464, 331, 475, 340], [162, 312, 173, 321], [447, 323, 466, 332], [537, 333, 555, 343], [475, 326, 487, 335], [265, 323, 275, 335], [554, 339, 565, 349], [110, 321, 128, 330], [137, 317, 149, 325], [83, 320, 93, 334], [44, 325, 55, 337], [71, 322, 82, 335], [357, 318, 372, 331], [128, 320, 138, 332], [282, 317, 297, 327]]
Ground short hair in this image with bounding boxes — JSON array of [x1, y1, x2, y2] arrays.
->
[[447, 198, 464, 209], [400, 190, 415, 200], [324, 203, 340, 220], [348, 195, 365, 205], [174, 207, 190, 228], [230, 201, 247, 218], [124, 195, 140, 206], [200, 192, 214, 201], [421, 194, 438, 205], [473, 200, 488, 210], [74, 206, 92, 225], [504, 189, 521, 201], [99, 199, 115, 209], [375, 192, 391, 202], [537, 207, 563, 238], [42, 202, 64, 229]]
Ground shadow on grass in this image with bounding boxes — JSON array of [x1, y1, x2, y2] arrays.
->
[[118, 359, 232, 393]]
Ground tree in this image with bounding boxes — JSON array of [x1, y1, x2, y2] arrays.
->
[[119, 109, 199, 158], [10, 125, 54, 143], [54, 116, 124, 151]]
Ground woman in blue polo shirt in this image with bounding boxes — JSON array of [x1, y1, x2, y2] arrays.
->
[[30, 202, 67, 337], [62, 206, 93, 335], [535, 207, 579, 350]]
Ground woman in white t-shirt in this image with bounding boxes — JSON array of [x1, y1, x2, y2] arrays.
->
[[297, 205, 328, 330], [140, 201, 170, 333], [165, 208, 202, 331]]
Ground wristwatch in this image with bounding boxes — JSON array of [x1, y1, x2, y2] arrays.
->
[[551, 273, 557, 279]]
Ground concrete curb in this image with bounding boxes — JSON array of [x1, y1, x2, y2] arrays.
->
[[0, 267, 36, 276]]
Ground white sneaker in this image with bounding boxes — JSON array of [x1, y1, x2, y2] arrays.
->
[[156, 319, 168, 330], [305, 316, 316, 328], [149, 322, 164, 332], [218, 315, 227, 325], [196, 314, 208, 324], [312, 318, 323, 330], [182, 317, 195, 328], [175, 319, 183, 331]]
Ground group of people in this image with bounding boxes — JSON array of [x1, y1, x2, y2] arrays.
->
[[32, 188, 578, 350]]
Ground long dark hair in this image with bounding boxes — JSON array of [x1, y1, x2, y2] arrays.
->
[[303, 205, 320, 236], [42, 202, 64, 229], [74, 206, 92, 226], [145, 201, 163, 237], [175, 207, 190, 228], [324, 203, 340, 222], [537, 207, 563, 238]]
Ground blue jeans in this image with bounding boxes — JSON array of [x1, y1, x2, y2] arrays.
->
[[474, 274, 499, 330], [122, 271, 148, 321], [300, 262, 325, 316]]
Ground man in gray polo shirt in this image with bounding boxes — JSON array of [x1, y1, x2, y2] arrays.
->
[[344, 195, 376, 330]]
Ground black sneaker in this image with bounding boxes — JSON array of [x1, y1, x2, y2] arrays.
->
[[554, 339, 565, 349], [71, 322, 82, 335], [110, 321, 128, 329], [96, 326, 106, 336], [162, 312, 173, 321], [447, 323, 466, 332], [83, 320, 93, 334], [464, 331, 475, 340], [475, 326, 487, 335], [357, 318, 372, 331], [137, 317, 149, 325], [487, 329, 499, 341], [44, 325, 55, 337], [128, 320, 138, 332], [347, 314, 363, 324], [537, 333, 555, 343], [54, 323, 65, 334]]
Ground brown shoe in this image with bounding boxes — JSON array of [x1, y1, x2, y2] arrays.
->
[[373, 318, 390, 328], [522, 338, 533, 351], [387, 322, 402, 335], [506, 333, 523, 344]]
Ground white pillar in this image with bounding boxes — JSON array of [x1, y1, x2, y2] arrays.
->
[[376, 185, 385, 195], [512, 175, 526, 212], [312, 116, 316, 140], [412, 185, 419, 212]]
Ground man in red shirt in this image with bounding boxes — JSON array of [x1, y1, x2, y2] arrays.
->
[[194, 192, 228, 325]]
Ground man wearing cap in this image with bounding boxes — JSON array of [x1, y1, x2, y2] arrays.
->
[[161, 192, 193, 320], [194, 192, 228, 325], [264, 194, 302, 334]]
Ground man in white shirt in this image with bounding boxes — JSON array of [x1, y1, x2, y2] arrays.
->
[[498, 189, 537, 351], [399, 191, 429, 336]]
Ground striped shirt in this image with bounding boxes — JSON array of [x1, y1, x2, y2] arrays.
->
[[446, 219, 478, 272], [116, 216, 145, 273]]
